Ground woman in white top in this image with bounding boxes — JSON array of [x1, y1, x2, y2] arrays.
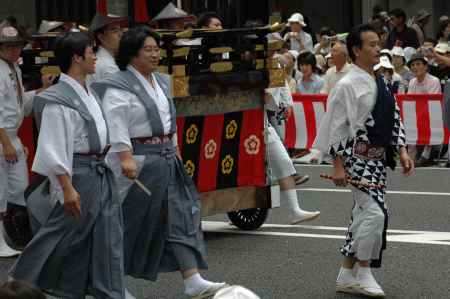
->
[[93, 26, 227, 299]]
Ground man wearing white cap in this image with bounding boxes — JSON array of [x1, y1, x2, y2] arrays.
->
[[429, 42, 450, 90], [284, 13, 313, 53]]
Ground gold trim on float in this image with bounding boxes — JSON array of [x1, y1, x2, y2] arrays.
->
[[39, 51, 55, 58], [210, 62, 233, 73], [255, 44, 265, 51], [269, 22, 287, 33], [158, 65, 169, 74], [266, 58, 279, 69], [172, 76, 190, 98], [175, 28, 193, 39], [40, 66, 61, 76], [269, 69, 285, 88], [209, 47, 233, 54], [268, 40, 283, 51], [172, 65, 186, 77], [173, 47, 190, 57], [255, 59, 264, 70]]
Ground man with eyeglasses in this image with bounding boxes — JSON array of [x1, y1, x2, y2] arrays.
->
[[88, 13, 127, 84]]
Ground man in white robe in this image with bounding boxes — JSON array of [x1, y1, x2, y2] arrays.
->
[[0, 22, 54, 256], [88, 13, 127, 84], [10, 32, 125, 299], [314, 24, 414, 298]]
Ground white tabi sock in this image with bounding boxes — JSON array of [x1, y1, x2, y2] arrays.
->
[[281, 189, 302, 214], [184, 273, 226, 296], [0, 221, 21, 257], [421, 146, 432, 159], [357, 266, 372, 278], [125, 288, 136, 299], [337, 267, 355, 283]]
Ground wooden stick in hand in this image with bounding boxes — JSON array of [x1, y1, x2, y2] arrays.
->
[[319, 173, 384, 189]]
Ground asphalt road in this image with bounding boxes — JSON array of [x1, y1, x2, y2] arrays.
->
[[1, 165, 449, 299]]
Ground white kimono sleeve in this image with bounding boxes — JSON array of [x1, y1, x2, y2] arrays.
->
[[23, 90, 36, 116], [0, 79, 6, 128], [102, 88, 132, 153], [313, 83, 356, 157], [32, 104, 74, 178]]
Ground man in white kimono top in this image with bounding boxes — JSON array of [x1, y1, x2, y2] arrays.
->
[[0, 23, 54, 256], [314, 24, 414, 298], [87, 13, 126, 84], [10, 32, 125, 299]]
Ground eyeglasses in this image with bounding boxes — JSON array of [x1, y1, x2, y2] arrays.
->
[[106, 27, 124, 34]]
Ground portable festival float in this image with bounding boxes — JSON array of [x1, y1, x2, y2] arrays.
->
[[14, 24, 287, 241], [155, 24, 287, 229]]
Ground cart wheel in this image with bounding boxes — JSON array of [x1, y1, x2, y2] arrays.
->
[[227, 208, 268, 230]]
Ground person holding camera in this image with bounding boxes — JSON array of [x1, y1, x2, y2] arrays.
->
[[284, 13, 313, 53], [314, 27, 336, 56]]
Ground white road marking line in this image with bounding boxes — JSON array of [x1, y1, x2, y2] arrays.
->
[[296, 188, 450, 197], [249, 223, 443, 235], [296, 164, 450, 171], [202, 221, 450, 246]]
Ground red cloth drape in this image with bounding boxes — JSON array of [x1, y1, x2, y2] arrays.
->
[[96, 0, 108, 14], [134, 0, 149, 22]]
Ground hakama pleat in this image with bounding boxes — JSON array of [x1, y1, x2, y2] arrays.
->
[[10, 156, 124, 299], [123, 142, 207, 281]]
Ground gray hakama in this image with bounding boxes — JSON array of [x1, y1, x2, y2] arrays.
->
[[124, 141, 207, 281], [10, 81, 124, 299], [92, 69, 208, 281], [11, 156, 124, 299]]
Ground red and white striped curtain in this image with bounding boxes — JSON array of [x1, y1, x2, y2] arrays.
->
[[285, 93, 450, 149], [396, 94, 450, 145], [285, 94, 327, 149]]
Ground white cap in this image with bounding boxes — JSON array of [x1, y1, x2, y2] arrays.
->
[[213, 286, 260, 299], [288, 13, 307, 27], [391, 46, 405, 57], [288, 49, 299, 59], [435, 42, 450, 54], [374, 55, 394, 71], [403, 47, 417, 62], [380, 48, 391, 55]]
